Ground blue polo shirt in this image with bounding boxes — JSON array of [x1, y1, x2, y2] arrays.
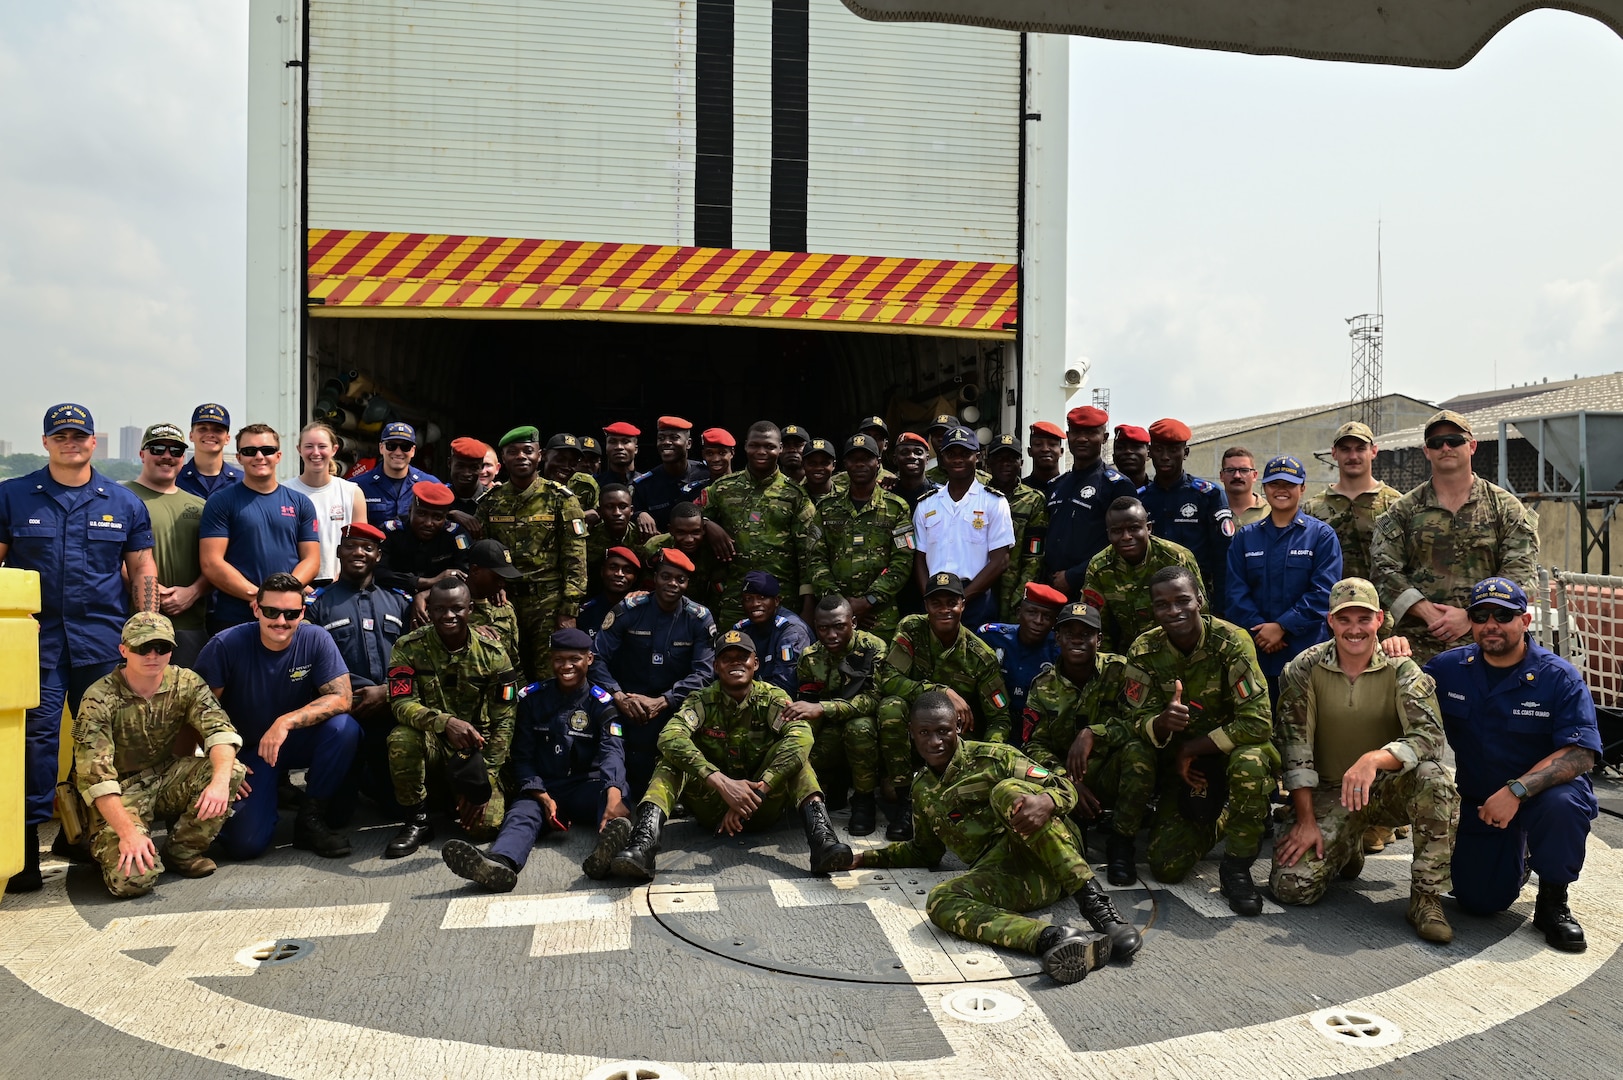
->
[[195, 622, 349, 741], [1224, 512, 1342, 677], [0, 467, 154, 668], [199, 483, 319, 626]]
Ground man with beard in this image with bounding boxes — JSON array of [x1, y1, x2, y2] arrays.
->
[[124, 422, 210, 667], [1043, 406, 1138, 600]]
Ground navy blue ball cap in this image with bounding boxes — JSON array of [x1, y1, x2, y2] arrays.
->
[[381, 421, 418, 445], [550, 627, 595, 651], [190, 403, 230, 428], [741, 570, 781, 597], [43, 403, 94, 436], [1260, 455, 1307, 484], [1469, 576, 1528, 612], [940, 426, 980, 453]]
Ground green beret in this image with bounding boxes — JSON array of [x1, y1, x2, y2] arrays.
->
[[497, 425, 540, 449]]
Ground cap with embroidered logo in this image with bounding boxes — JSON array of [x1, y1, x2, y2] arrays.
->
[[122, 611, 177, 649], [780, 424, 809, 444], [43, 403, 94, 436], [716, 628, 757, 655], [1260, 455, 1307, 485], [987, 433, 1022, 458], [190, 403, 230, 428], [1333, 421, 1375, 446], [924, 572, 965, 597], [842, 433, 881, 459], [803, 438, 834, 460], [545, 433, 582, 452], [1055, 602, 1102, 629], [141, 423, 187, 449], [940, 426, 980, 453], [1327, 578, 1381, 614], [381, 421, 418, 445], [928, 414, 957, 431], [468, 538, 522, 579], [1469, 576, 1527, 612], [579, 435, 601, 455], [858, 415, 889, 436]]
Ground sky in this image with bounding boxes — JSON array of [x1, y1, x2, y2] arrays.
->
[[2, 4, 1621, 450]]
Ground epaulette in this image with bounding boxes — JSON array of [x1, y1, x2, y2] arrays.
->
[[517, 681, 542, 700], [306, 586, 327, 602], [589, 684, 613, 704], [383, 519, 402, 532], [1104, 467, 1125, 482], [624, 593, 650, 608], [1190, 477, 1216, 493], [733, 616, 750, 630], [681, 597, 707, 618], [389, 588, 411, 599], [472, 624, 501, 643], [773, 613, 788, 627], [978, 622, 1015, 634]]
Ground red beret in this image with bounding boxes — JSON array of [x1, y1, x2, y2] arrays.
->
[[657, 416, 692, 431], [1023, 582, 1068, 608], [1148, 418, 1192, 443], [342, 522, 387, 543], [603, 422, 641, 437], [605, 545, 641, 569], [412, 481, 455, 507], [659, 547, 696, 573], [1113, 424, 1150, 444], [1066, 406, 1109, 429], [449, 436, 491, 460], [1029, 421, 1064, 440], [701, 427, 735, 447], [898, 431, 931, 447]]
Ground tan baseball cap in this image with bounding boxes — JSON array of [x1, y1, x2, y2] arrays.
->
[[1423, 410, 1473, 438], [1328, 578, 1381, 615], [1332, 421, 1375, 445], [122, 612, 177, 648]]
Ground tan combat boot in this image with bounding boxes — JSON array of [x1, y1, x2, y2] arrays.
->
[[1407, 889, 1453, 944], [162, 847, 218, 879], [1362, 826, 1395, 853]]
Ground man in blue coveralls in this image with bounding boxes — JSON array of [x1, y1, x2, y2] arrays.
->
[[0, 403, 159, 892], [355, 421, 441, 524], [976, 582, 1066, 730], [1426, 577, 1602, 952], [1139, 418, 1234, 618]]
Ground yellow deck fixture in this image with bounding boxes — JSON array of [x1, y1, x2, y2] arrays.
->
[[0, 568, 41, 883]]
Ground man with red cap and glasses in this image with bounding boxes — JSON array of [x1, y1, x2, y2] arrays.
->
[[1023, 420, 1067, 498], [1139, 417, 1235, 618], [597, 421, 643, 488], [1042, 405, 1138, 600], [377, 481, 474, 624], [1111, 423, 1151, 489], [633, 416, 711, 535]]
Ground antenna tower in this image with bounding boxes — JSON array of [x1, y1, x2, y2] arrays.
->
[[1347, 222, 1384, 433], [1091, 387, 1110, 413]]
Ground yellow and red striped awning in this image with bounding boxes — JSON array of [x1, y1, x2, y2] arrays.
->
[[307, 230, 1017, 337]]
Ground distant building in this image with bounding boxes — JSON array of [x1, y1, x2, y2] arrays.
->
[[120, 425, 144, 461], [92, 433, 110, 460], [0, 440, 12, 457], [1186, 393, 1435, 486]]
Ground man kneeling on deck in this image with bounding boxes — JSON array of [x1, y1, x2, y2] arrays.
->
[[605, 629, 853, 880], [850, 693, 1143, 984]]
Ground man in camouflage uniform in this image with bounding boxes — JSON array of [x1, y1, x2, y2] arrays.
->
[[1022, 602, 1155, 886], [585, 483, 636, 596], [466, 537, 522, 664], [385, 579, 521, 857], [1270, 579, 1459, 942], [477, 425, 589, 680], [1124, 566, 1278, 915], [541, 432, 600, 513], [640, 501, 722, 614], [1085, 496, 1206, 654], [1371, 410, 1539, 666], [73, 613, 245, 897], [811, 434, 915, 640], [984, 434, 1050, 620], [702, 421, 826, 628], [852, 692, 1142, 982], [605, 629, 852, 879], [784, 595, 888, 834], [874, 572, 1014, 840]]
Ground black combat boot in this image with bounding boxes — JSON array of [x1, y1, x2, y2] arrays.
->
[[1219, 853, 1263, 916], [582, 815, 634, 880], [1105, 834, 1136, 887], [609, 803, 666, 881], [848, 791, 878, 837], [885, 788, 914, 841], [1034, 924, 1112, 984], [5, 825, 43, 893], [802, 799, 855, 874], [442, 839, 518, 893], [1075, 879, 1144, 960], [381, 804, 431, 859], [1533, 880, 1587, 952]]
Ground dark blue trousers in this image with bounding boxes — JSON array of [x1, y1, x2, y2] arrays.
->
[[26, 662, 117, 825], [1453, 780, 1597, 915], [217, 713, 362, 859], [488, 780, 608, 869]]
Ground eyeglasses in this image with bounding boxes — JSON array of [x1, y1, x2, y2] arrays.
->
[[258, 605, 305, 622], [145, 444, 187, 458], [1220, 467, 1256, 477], [1469, 608, 1522, 624], [383, 441, 414, 452], [1426, 434, 1470, 450], [237, 445, 279, 457], [130, 641, 175, 656]]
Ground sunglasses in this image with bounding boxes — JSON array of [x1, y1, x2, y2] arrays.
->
[[1469, 607, 1523, 624], [384, 441, 414, 452], [1426, 434, 1470, 450], [237, 445, 279, 457], [259, 605, 305, 622], [130, 641, 175, 656], [145, 444, 187, 458]]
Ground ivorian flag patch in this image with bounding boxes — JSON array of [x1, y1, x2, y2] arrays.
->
[[607, 721, 623, 737], [571, 519, 588, 536], [1025, 764, 1051, 779], [991, 691, 1008, 709], [500, 682, 518, 702], [1124, 680, 1145, 705], [389, 665, 415, 699], [1235, 675, 1264, 700]]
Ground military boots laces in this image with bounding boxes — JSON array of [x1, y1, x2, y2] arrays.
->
[[1076, 879, 1144, 960], [296, 799, 354, 858], [801, 799, 855, 874], [1533, 881, 1587, 952], [1218, 854, 1263, 916], [609, 804, 666, 881]]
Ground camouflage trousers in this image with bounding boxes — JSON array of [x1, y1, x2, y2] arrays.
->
[[90, 756, 246, 898], [1146, 742, 1280, 882], [1270, 761, 1459, 905], [643, 760, 821, 831], [809, 712, 880, 795], [385, 726, 505, 839], [927, 779, 1095, 954], [1075, 738, 1158, 838], [513, 589, 563, 683]]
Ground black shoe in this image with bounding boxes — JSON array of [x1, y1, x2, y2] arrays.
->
[[383, 805, 432, 859], [885, 790, 914, 841], [442, 839, 518, 893], [50, 828, 94, 865], [1075, 879, 1143, 960], [802, 799, 855, 875], [295, 799, 353, 858], [1219, 854, 1263, 916], [1533, 881, 1587, 952], [5, 826, 43, 894], [582, 815, 634, 881], [277, 775, 307, 811], [1034, 925, 1112, 984], [823, 783, 849, 813], [1105, 834, 1136, 887], [608, 803, 666, 881], [848, 791, 878, 837]]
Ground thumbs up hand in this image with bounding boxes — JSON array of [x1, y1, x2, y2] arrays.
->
[[1153, 679, 1191, 741]]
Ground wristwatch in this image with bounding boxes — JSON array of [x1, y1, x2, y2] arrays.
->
[[864, 594, 880, 608], [1506, 779, 1530, 800]]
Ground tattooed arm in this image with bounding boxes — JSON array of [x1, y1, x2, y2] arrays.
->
[[1517, 745, 1597, 797], [125, 549, 161, 613], [259, 675, 353, 767]]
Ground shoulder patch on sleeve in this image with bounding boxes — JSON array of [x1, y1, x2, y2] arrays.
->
[[454, 533, 471, 549], [606, 721, 623, 737], [1191, 477, 1215, 493], [1124, 678, 1145, 705], [590, 684, 613, 704], [625, 594, 650, 608], [1025, 763, 1051, 779], [389, 665, 415, 699], [516, 681, 542, 700]]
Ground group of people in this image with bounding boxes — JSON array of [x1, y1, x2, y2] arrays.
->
[[0, 398, 1602, 986]]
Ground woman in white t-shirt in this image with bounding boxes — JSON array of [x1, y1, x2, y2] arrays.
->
[[285, 420, 367, 584]]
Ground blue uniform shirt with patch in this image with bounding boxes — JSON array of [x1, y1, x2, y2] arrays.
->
[[733, 609, 814, 693], [511, 679, 628, 796], [632, 460, 712, 533], [355, 467, 441, 524], [1042, 460, 1139, 592], [307, 579, 411, 687], [974, 622, 1060, 732], [592, 594, 718, 710], [1224, 513, 1343, 677], [1137, 472, 1235, 617]]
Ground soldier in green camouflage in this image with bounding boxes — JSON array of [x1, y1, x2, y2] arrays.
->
[[1021, 602, 1155, 885], [585, 483, 636, 596], [852, 692, 1142, 982], [73, 613, 245, 897], [809, 434, 916, 641], [385, 580, 521, 857], [984, 434, 1050, 621], [874, 572, 1014, 839], [1370, 410, 1538, 665], [701, 421, 827, 628], [1123, 565, 1279, 915], [784, 595, 889, 834], [467, 537, 523, 667], [1083, 497, 1205, 654], [639, 501, 722, 614], [604, 629, 852, 879], [1269, 578, 1459, 942], [477, 426, 589, 680]]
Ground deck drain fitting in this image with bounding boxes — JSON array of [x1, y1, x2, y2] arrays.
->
[[582, 1062, 689, 1080], [1308, 1008, 1403, 1048], [234, 938, 316, 970], [941, 988, 1025, 1025]]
